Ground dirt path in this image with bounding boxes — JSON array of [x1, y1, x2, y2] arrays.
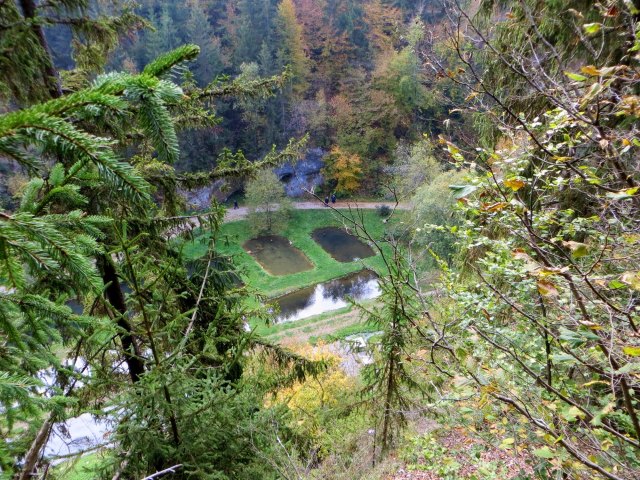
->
[[166, 200, 410, 238], [223, 200, 410, 222]]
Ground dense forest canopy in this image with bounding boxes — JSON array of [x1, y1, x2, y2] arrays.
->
[[22, 0, 454, 176], [0, 0, 639, 479]]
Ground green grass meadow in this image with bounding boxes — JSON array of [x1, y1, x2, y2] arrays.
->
[[181, 208, 400, 297]]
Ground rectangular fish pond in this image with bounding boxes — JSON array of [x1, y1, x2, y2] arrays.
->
[[243, 235, 314, 276], [271, 269, 380, 323], [311, 227, 375, 263]]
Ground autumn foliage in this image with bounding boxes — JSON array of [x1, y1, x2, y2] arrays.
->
[[323, 146, 363, 195]]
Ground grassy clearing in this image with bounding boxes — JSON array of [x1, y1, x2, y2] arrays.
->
[[182, 209, 401, 297], [254, 305, 354, 338], [51, 452, 106, 480], [309, 321, 382, 345], [180, 208, 401, 346], [259, 298, 381, 344]]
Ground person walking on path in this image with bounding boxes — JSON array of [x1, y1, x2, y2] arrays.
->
[[324, 196, 329, 206], [331, 193, 336, 204], [233, 200, 239, 209]]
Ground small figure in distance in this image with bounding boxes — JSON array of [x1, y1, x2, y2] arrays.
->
[[324, 196, 329, 206], [331, 192, 336, 204], [233, 200, 239, 210]]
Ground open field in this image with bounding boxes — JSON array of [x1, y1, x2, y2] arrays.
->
[[181, 208, 405, 297]]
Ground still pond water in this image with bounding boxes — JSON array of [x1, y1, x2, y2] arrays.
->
[[312, 227, 375, 262], [244, 235, 313, 275], [273, 269, 380, 323]]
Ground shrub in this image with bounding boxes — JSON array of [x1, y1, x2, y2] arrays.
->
[[376, 204, 391, 217]]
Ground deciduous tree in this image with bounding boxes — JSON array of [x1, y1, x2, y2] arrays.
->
[[245, 169, 292, 235], [323, 146, 363, 195]]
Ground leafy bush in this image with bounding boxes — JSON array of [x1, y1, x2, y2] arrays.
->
[[376, 204, 392, 217]]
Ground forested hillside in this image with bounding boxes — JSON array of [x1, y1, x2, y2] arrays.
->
[[0, 1, 639, 479], [54, 0, 458, 181]]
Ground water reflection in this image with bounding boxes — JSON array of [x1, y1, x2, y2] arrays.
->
[[311, 227, 375, 263], [244, 235, 313, 276], [44, 414, 112, 460], [273, 270, 380, 322], [37, 359, 114, 461]]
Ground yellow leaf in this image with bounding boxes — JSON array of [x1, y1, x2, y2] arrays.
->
[[582, 380, 608, 387], [482, 202, 508, 212], [501, 437, 515, 448], [538, 267, 569, 277], [504, 178, 525, 191], [621, 271, 640, 290], [465, 91, 480, 102], [581, 65, 601, 76], [579, 321, 603, 330], [623, 346, 640, 356], [538, 280, 559, 297]]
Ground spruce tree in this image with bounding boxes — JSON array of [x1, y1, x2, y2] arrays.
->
[[185, 0, 225, 86], [360, 254, 422, 457], [276, 0, 310, 95], [0, 0, 143, 104], [0, 40, 314, 477]]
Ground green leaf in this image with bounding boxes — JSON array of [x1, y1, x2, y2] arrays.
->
[[563, 241, 588, 258], [616, 362, 640, 374], [49, 163, 65, 187], [561, 405, 586, 422], [623, 346, 640, 357], [606, 187, 638, 200], [608, 279, 626, 289], [559, 327, 600, 346], [533, 446, 554, 459], [551, 353, 576, 363], [583, 23, 601, 35], [564, 72, 588, 82], [449, 184, 478, 199], [142, 44, 201, 77], [580, 83, 604, 108]]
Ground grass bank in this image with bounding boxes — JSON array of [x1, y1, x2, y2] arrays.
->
[[259, 298, 381, 344], [182, 208, 401, 297], [52, 452, 106, 480]]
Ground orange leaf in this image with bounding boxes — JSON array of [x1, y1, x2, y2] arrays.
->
[[482, 202, 508, 212]]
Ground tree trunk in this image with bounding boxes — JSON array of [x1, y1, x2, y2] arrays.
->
[[97, 254, 145, 383], [16, 417, 54, 480], [380, 352, 395, 455], [18, 0, 63, 99]]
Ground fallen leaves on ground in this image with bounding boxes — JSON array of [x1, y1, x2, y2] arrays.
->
[[387, 427, 533, 480]]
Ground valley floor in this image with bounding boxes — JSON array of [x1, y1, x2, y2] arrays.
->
[[222, 200, 410, 222]]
